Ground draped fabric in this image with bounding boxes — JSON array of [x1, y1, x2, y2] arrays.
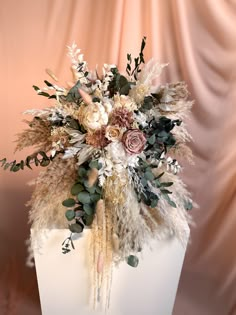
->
[[0, 1, 235, 314]]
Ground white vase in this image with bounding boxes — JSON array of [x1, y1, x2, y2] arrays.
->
[[32, 228, 189, 315]]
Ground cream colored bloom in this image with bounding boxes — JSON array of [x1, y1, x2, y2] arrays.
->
[[78, 102, 108, 130], [113, 94, 137, 111], [129, 83, 149, 105], [105, 125, 123, 141]]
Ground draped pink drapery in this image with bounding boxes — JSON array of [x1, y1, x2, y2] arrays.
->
[[0, 1, 235, 314]]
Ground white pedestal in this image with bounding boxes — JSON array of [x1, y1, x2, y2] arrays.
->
[[33, 229, 189, 315]]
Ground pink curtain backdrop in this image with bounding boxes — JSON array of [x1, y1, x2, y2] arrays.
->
[[0, 0, 235, 314]]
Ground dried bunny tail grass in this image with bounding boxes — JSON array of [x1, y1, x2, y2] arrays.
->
[[28, 155, 77, 236], [45, 68, 58, 82], [14, 118, 52, 153]]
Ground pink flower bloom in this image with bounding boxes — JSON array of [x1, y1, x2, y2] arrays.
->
[[122, 129, 146, 155]]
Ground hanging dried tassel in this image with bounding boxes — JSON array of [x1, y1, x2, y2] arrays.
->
[[88, 168, 99, 188], [111, 233, 120, 253]]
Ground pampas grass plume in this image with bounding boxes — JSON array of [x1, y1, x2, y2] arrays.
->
[[96, 199, 105, 228]]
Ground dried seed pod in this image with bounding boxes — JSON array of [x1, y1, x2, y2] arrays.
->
[[97, 251, 104, 273], [87, 168, 99, 187], [112, 233, 120, 253], [96, 199, 104, 228]]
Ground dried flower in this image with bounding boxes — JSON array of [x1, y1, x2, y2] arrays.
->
[[129, 83, 149, 105], [78, 102, 109, 130], [113, 94, 137, 111], [85, 126, 110, 148], [50, 127, 69, 146], [122, 129, 146, 155], [87, 168, 99, 187], [105, 125, 123, 141], [160, 82, 189, 104], [109, 108, 134, 128], [96, 199, 105, 228], [14, 117, 51, 152], [111, 233, 120, 253]]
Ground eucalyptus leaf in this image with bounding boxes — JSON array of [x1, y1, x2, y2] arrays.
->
[[12, 163, 21, 172], [150, 199, 158, 208], [155, 172, 164, 179], [69, 222, 84, 233], [127, 255, 139, 268], [83, 204, 94, 215], [90, 193, 101, 203], [0, 158, 6, 166], [65, 210, 75, 221], [162, 193, 176, 208], [78, 191, 91, 204], [83, 214, 94, 226], [160, 189, 172, 194], [40, 159, 50, 167], [160, 182, 173, 187], [62, 198, 76, 207], [184, 200, 193, 211], [95, 186, 102, 194], [86, 186, 96, 194], [78, 167, 87, 178], [148, 134, 156, 145], [144, 171, 154, 181], [71, 183, 84, 195]]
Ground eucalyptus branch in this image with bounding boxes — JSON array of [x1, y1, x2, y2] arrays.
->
[[0, 150, 63, 172]]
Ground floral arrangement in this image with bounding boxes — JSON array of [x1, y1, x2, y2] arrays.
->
[[1, 38, 194, 308]]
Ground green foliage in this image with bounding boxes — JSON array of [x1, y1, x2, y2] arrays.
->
[[184, 199, 193, 211], [0, 151, 56, 173], [78, 191, 91, 204], [69, 222, 84, 233], [62, 198, 76, 207], [89, 159, 102, 170], [108, 69, 132, 97], [71, 183, 84, 195], [162, 193, 176, 208], [65, 81, 82, 104], [32, 85, 56, 99], [62, 233, 75, 254], [127, 255, 139, 267], [132, 158, 177, 209], [126, 36, 146, 80], [83, 214, 94, 226], [147, 134, 156, 145], [62, 159, 103, 242], [65, 210, 75, 221], [83, 204, 94, 215]]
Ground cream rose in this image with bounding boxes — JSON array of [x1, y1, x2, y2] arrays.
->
[[78, 102, 108, 130], [105, 125, 123, 141]]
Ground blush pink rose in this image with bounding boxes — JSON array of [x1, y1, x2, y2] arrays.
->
[[122, 129, 146, 155]]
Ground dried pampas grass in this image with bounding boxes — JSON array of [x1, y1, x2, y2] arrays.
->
[[14, 118, 52, 153], [28, 155, 77, 234]]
